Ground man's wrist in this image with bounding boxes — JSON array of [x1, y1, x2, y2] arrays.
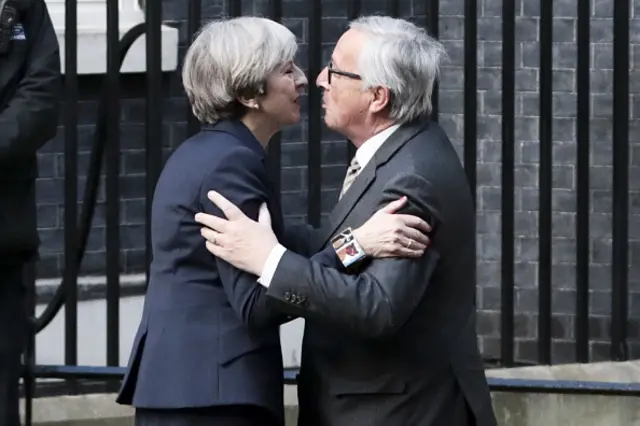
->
[[257, 243, 287, 287]]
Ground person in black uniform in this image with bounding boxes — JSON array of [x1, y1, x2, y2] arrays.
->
[[0, 1, 60, 425]]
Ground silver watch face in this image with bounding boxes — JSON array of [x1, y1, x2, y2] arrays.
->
[[332, 228, 365, 268]]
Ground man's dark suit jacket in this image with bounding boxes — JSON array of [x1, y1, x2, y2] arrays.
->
[[116, 119, 338, 425], [265, 120, 498, 426]]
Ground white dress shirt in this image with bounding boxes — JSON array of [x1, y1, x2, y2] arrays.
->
[[258, 124, 401, 287]]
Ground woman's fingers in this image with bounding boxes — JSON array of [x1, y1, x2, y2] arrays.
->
[[395, 214, 431, 233], [380, 236, 426, 257], [402, 227, 430, 247], [379, 196, 408, 214]]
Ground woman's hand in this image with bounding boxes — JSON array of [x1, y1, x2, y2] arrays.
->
[[352, 197, 431, 258]]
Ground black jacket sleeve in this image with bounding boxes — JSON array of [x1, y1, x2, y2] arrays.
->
[[282, 223, 319, 256], [265, 172, 442, 338], [283, 222, 343, 269], [199, 146, 292, 330], [0, 1, 60, 160]]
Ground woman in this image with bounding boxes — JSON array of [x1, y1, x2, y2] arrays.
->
[[115, 17, 429, 426]]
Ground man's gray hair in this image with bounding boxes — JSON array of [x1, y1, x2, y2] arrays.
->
[[182, 17, 298, 123], [349, 16, 447, 123]]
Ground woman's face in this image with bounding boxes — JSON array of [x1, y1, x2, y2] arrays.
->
[[259, 61, 308, 127]]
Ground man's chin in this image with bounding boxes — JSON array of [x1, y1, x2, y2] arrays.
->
[[325, 121, 344, 137]]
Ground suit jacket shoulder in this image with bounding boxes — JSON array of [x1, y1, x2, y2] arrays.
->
[[155, 121, 268, 212]]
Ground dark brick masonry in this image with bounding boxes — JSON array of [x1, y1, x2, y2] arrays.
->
[[34, 0, 640, 363]]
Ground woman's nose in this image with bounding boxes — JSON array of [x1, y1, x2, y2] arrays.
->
[[295, 67, 308, 87]]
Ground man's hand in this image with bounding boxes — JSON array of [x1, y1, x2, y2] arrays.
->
[[353, 197, 431, 258], [194, 191, 278, 276]]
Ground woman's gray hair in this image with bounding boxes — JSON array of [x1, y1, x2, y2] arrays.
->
[[182, 17, 298, 123], [349, 16, 447, 123]]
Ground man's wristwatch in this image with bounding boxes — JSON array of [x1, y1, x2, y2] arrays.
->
[[331, 227, 367, 268]]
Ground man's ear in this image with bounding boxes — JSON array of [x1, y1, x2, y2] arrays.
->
[[369, 86, 391, 114]]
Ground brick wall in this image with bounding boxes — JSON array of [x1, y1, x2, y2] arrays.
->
[[35, 0, 640, 363]]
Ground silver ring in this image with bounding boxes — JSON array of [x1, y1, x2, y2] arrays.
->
[[407, 240, 413, 249]]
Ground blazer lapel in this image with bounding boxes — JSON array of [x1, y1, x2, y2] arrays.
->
[[315, 119, 430, 251], [316, 163, 376, 251]]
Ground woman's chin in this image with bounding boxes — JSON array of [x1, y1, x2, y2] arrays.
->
[[286, 111, 302, 125]]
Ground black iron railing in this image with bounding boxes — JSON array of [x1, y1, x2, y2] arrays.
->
[[21, 0, 636, 424]]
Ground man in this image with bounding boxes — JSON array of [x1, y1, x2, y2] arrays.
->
[[196, 16, 496, 426], [0, 1, 60, 425]]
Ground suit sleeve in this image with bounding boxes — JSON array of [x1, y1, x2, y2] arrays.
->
[[199, 147, 290, 330], [282, 221, 342, 269], [265, 172, 441, 338], [0, 3, 61, 160], [310, 247, 342, 269], [281, 223, 318, 256]]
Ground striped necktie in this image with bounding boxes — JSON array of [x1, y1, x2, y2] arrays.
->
[[339, 156, 361, 200]]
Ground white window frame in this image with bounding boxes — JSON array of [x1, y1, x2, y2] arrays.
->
[[45, 0, 179, 75]]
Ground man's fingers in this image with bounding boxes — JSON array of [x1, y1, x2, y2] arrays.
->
[[207, 191, 244, 220], [194, 212, 228, 232], [258, 202, 272, 227], [200, 227, 219, 244], [379, 196, 407, 214], [201, 227, 230, 247], [205, 241, 223, 257]]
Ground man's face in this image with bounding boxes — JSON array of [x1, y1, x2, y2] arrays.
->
[[316, 29, 371, 141]]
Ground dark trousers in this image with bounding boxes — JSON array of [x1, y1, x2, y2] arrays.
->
[[0, 260, 28, 426], [436, 379, 473, 426], [135, 405, 281, 426]]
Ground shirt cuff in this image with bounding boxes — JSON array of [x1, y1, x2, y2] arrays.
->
[[257, 243, 287, 287]]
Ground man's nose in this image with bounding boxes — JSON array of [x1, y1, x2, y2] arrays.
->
[[316, 66, 329, 88]]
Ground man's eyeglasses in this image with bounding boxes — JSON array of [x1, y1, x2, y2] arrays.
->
[[327, 61, 361, 85]]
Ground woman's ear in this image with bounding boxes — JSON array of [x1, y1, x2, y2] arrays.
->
[[237, 86, 265, 110], [237, 96, 259, 110]]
